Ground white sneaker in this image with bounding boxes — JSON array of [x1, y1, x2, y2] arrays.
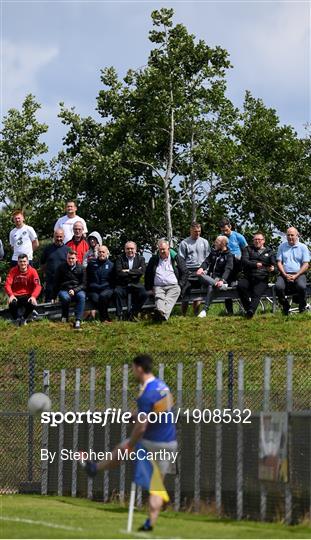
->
[[198, 309, 207, 318]]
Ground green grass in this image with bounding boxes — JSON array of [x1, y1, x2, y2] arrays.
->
[[0, 306, 310, 355], [1, 495, 310, 539]]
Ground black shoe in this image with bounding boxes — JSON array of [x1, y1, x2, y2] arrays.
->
[[246, 310, 254, 319], [282, 300, 290, 316]]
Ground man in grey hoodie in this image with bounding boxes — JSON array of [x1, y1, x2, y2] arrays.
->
[[83, 231, 103, 267]]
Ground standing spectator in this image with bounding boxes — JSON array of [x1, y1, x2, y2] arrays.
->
[[196, 236, 233, 318], [220, 218, 247, 315], [87, 245, 114, 323], [9, 210, 39, 266], [145, 240, 188, 321], [82, 231, 103, 267], [40, 229, 70, 302], [54, 201, 88, 244], [114, 241, 148, 321], [178, 222, 210, 315], [237, 232, 276, 318], [66, 222, 89, 264], [0, 239, 4, 260], [53, 250, 86, 330], [4, 253, 41, 325], [275, 227, 310, 314]]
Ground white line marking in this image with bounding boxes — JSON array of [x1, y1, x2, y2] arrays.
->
[[0, 516, 83, 532]]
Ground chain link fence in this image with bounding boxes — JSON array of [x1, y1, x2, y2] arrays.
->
[[0, 350, 310, 523]]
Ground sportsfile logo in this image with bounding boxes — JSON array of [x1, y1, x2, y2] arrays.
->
[[41, 408, 252, 427]]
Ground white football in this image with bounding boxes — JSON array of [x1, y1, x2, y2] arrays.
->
[[28, 392, 51, 415]]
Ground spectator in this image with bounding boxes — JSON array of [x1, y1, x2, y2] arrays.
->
[[82, 231, 103, 267], [66, 221, 89, 264], [145, 239, 188, 321], [114, 241, 148, 321], [53, 250, 86, 330], [9, 210, 39, 266], [237, 232, 276, 318], [0, 239, 4, 260], [220, 218, 247, 315], [196, 235, 233, 318], [87, 245, 114, 323], [275, 227, 310, 314], [40, 229, 70, 302], [4, 253, 41, 326], [54, 201, 88, 244], [178, 222, 210, 315]]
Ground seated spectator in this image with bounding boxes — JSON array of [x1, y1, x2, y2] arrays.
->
[[114, 241, 148, 321], [40, 229, 70, 302], [178, 222, 210, 315], [66, 222, 89, 264], [54, 201, 88, 244], [87, 245, 114, 323], [220, 218, 247, 315], [53, 250, 86, 330], [145, 239, 188, 321], [275, 227, 310, 314], [9, 210, 39, 267], [0, 238, 4, 260], [4, 253, 42, 326], [82, 231, 103, 267], [237, 232, 276, 318], [196, 235, 233, 318]]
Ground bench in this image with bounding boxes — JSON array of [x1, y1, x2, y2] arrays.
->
[[0, 282, 310, 321]]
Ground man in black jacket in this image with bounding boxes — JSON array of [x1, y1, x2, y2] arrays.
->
[[196, 235, 233, 318], [237, 232, 276, 318], [114, 241, 148, 320], [145, 240, 188, 321], [53, 249, 86, 329]]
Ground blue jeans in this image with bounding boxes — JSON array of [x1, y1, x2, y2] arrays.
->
[[58, 290, 86, 320]]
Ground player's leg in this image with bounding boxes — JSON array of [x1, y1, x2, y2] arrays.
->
[[138, 493, 163, 531]]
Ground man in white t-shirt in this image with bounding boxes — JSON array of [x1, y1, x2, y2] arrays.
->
[[9, 211, 39, 266], [54, 201, 88, 244]]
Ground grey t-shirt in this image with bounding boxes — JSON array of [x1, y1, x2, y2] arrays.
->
[[178, 236, 210, 270]]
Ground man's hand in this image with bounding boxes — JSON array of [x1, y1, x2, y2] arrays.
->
[[122, 269, 129, 273], [196, 268, 204, 276], [68, 289, 75, 296], [215, 280, 224, 288], [256, 262, 263, 268], [285, 274, 296, 282], [28, 296, 37, 305], [268, 265, 274, 272], [8, 295, 17, 303]]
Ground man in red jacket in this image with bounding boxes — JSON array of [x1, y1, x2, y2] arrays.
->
[[4, 253, 42, 325], [66, 221, 89, 264]]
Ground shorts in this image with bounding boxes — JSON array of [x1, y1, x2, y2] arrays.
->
[[141, 439, 178, 476]]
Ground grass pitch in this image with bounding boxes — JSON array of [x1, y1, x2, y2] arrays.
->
[[1, 495, 310, 539]]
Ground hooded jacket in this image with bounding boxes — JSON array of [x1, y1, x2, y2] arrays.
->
[[145, 249, 189, 295], [200, 248, 234, 282], [83, 231, 103, 267]]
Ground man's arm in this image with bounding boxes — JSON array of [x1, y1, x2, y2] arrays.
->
[[74, 267, 87, 293], [129, 256, 146, 277], [292, 262, 309, 280], [32, 239, 39, 251]]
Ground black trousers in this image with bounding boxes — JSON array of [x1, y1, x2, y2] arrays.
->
[[9, 296, 34, 320], [88, 289, 114, 321], [275, 275, 307, 311], [237, 277, 268, 314], [114, 284, 148, 317], [225, 257, 242, 314]]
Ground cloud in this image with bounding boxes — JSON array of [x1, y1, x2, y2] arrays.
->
[[1, 40, 59, 111]]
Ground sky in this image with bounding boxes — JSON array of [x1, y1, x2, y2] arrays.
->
[[1, 0, 310, 158]]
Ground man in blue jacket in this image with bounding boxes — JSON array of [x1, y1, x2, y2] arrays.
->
[[86, 245, 114, 323]]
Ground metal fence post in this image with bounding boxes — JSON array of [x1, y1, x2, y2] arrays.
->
[[228, 351, 234, 409], [174, 362, 183, 512], [285, 355, 293, 524], [119, 364, 128, 503], [236, 358, 244, 520], [71, 368, 81, 497], [103, 365, 111, 502], [57, 369, 66, 496], [194, 361, 203, 512], [215, 360, 223, 516], [41, 369, 50, 495], [87, 367, 96, 499], [260, 356, 271, 521], [28, 350, 35, 482]]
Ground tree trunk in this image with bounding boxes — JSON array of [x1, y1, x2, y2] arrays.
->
[[163, 91, 174, 245]]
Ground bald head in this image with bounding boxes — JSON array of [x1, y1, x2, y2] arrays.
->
[[54, 228, 65, 246], [286, 227, 299, 246], [215, 235, 228, 251]]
